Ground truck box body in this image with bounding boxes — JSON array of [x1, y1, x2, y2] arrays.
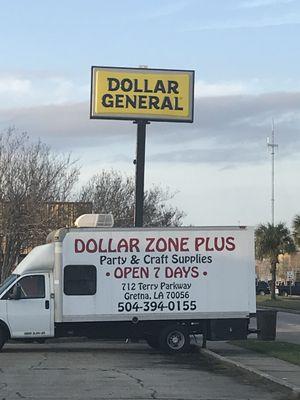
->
[[0, 223, 255, 352], [61, 227, 255, 321]]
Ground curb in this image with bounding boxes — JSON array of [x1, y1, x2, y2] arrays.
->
[[258, 306, 300, 315], [201, 348, 300, 399]]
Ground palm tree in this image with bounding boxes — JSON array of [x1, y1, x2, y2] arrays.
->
[[292, 215, 300, 247], [255, 223, 295, 299]]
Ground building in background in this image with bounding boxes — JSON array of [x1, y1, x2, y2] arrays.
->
[[0, 201, 92, 267], [256, 251, 300, 283]]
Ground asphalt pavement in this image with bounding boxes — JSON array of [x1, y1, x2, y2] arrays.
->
[[0, 310, 298, 399], [0, 341, 290, 400]]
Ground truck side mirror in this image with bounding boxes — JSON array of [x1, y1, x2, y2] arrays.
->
[[9, 284, 21, 300]]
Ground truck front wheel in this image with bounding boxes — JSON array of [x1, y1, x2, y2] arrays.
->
[[159, 325, 190, 353]]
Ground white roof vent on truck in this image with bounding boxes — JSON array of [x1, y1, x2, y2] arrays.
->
[[74, 214, 114, 228]]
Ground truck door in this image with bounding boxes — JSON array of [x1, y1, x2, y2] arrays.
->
[[5, 273, 53, 338]]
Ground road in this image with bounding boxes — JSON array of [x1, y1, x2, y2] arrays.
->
[[276, 311, 300, 344], [0, 341, 290, 400]]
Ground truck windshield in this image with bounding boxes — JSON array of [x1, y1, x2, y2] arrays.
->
[[0, 274, 19, 296]]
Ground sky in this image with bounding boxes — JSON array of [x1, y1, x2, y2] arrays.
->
[[0, 0, 300, 227]]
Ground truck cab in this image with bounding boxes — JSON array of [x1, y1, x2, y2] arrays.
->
[[0, 244, 55, 347]]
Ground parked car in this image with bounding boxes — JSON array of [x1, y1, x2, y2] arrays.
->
[[277, 282, 300, 296], [256, 281, 270, 295]]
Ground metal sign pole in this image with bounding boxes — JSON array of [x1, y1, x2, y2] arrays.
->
[[133, 120, 149, 227]]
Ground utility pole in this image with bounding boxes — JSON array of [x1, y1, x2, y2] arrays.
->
[[267, 119, 278, 226]]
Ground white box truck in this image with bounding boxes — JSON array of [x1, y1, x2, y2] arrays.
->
[[0, 215, 256, 353]]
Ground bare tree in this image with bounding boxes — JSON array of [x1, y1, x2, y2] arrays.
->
[[79, 170, 135, 227], [143, 186, 185, 227], [79, 170, 185, 227], [0, 128, 79, 280]]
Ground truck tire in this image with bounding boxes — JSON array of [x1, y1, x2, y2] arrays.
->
[[145, 335, 160, 349], [159, 325, 190, 353], [0, 328, 6, 351]]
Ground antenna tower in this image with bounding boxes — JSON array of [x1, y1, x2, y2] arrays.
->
[[267, 119, 278, 226]]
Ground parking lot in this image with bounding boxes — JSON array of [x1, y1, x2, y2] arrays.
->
[[0, 340, 291, 400]]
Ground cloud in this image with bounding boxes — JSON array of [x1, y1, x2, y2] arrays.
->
[[195, 80, 249, 97], [0, 91, 299, 165], [183, 13, 300, 31], [150, 143, 264, 165], [239, 0, 295, 8], [0, 77, 31, 95], [0, 73, 89, 109], [139, 1, 189, 20]]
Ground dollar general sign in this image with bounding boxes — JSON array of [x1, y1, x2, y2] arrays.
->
[[90, 66, 194, 122]]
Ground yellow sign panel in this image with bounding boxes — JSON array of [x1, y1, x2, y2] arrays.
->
[[90, 67, 194, 122]]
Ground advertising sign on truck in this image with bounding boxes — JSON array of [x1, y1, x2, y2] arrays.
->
[[64, 228, 255, 319]]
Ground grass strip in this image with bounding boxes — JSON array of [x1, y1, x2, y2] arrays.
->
[[230, 339, 300, 366], [256, 295, 300, 311]]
